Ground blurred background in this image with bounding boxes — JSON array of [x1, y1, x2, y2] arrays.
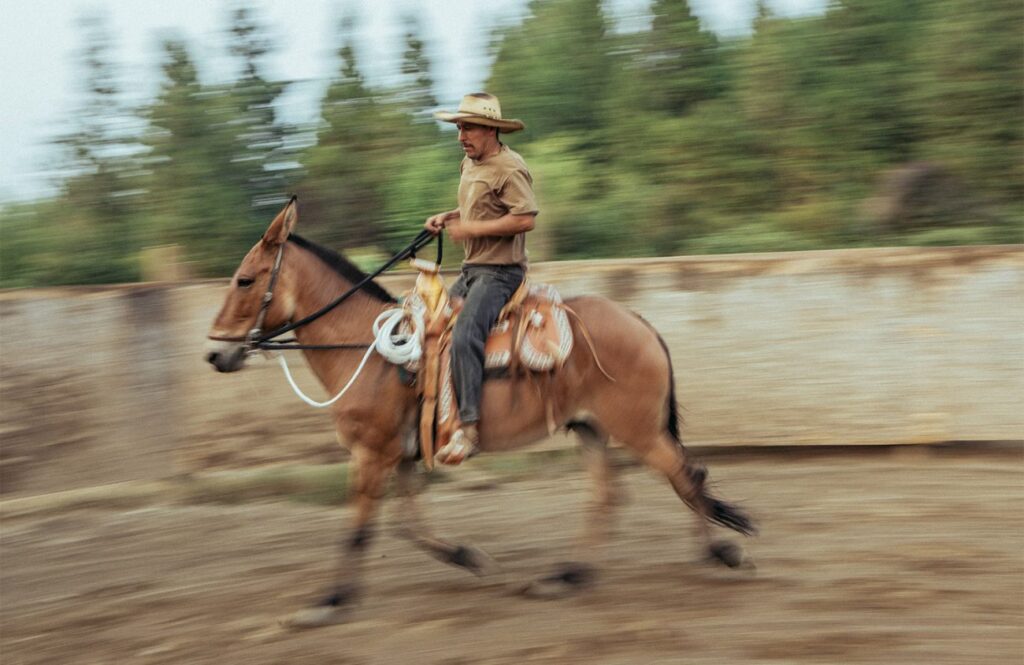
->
[[1, 0, 1020, 285], [1, 2, 1021, 664]]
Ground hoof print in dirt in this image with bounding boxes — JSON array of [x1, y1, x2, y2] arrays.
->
[[280, 605, 349, 630], [448, 545, 501, 577], [520, 563, 596, 599], [708, 541, 746, 569]]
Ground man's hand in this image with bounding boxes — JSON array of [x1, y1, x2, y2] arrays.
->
[[424, 211, 454, 235]]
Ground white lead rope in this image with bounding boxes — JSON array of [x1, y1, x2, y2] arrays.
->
[[276, 344, 376, 408], [276, 306, 424, 409]]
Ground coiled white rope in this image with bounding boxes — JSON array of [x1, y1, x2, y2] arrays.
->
[[372, 304, 425, 366], [276, 305, 424, 408]]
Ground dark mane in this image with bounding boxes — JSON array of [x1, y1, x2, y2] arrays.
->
[[287, 234, 396, 303]]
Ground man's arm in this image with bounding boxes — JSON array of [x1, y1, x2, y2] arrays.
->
[[446, 212, 535, 241]]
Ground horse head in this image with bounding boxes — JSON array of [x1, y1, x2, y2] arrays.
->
[[205, 197, 299, 372]]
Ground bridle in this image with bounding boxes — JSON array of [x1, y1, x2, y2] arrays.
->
[[247, 236, 288, 347], [208, 229, 442, 353]]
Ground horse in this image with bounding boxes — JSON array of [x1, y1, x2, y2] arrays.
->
[[205, 199, 756, 628]]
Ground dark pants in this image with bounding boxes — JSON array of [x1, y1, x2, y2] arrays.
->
[[449, 264, 525, 424]]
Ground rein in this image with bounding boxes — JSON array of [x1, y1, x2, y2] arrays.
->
[[210, 229, 442, 352]]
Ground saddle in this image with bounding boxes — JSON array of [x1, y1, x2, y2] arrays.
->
[[403, 259, 574, 468]]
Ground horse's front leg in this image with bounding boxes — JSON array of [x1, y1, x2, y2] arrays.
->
[[283, 445, 396, 629], [523, 421, 618, 598], [394, 459, 500, 577]]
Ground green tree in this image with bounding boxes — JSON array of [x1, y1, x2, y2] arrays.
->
[[638, 0, 726, 115], [0, 200, 66, 287], [300, 16, 402, 249], [398, 14, 438, 122], [487, 0, 614, 138], [732, 0, 927, 215], [7, 0, 1022, 288], [49, 12, 147, 284], [912, 0, 1024, 225], [141, 36, 252, 275], [224, 5, 297, 217]]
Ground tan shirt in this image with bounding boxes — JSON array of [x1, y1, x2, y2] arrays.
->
[[457, 144, 538, 267]]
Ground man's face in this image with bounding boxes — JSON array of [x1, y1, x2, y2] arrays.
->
[[456, 121, 496, 160]]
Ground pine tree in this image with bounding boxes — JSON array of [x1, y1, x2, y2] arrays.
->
[[142, 37, 252, 275], [913, 0, 1024, 219], [398, 14, 438, 123], [51, 12, 147, 283], [639, 0, 725, 115], [487, 0, 614, 138], [225, 5, 294, 217], [301, 15, 392, 249]]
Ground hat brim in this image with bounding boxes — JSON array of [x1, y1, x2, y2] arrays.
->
[[434, 111, 525, 133]]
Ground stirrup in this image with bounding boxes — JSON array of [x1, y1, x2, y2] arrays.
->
[[435, 428, 479, 466]]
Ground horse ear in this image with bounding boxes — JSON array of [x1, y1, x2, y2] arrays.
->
[[262, 196, 299, 246]]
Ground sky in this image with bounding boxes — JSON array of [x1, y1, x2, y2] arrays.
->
[[0, 0, 826, 203]]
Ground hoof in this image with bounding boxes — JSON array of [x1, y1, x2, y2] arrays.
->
[[451, 545, 501, 577], [520, 563, 595, 600], [280, 605, 348, 630], [708, 541, 745, 569], [433, 544, 502, 577]]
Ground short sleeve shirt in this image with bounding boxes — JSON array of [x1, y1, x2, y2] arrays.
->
[[456, 145, 538, 267]]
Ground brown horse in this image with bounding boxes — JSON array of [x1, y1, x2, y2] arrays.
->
[[205, 199, 755, 627]]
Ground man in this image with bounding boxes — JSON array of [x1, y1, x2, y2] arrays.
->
[[425, 92, 538, 465]]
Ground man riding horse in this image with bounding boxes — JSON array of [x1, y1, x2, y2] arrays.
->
[[204, 93, 755, 629], [424, 93, 538, 465]]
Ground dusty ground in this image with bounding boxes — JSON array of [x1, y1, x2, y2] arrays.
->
[[1, 448, 1022, 665]]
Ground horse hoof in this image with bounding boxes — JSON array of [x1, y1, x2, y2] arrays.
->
[[708, 541, 744, 569], [280, 605, 348, 630], [520, 563, 595, 600], [437, 544, 502, 577], [460, 545, 502, 577]]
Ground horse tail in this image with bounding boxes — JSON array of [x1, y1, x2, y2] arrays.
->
[[706, 495, 757, 535], [651, 326, 757, 536]]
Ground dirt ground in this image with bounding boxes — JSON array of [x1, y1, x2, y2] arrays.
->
[[1, 448, 1021, 665]]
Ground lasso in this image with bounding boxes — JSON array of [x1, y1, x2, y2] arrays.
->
[[276, 304, 425, 408]]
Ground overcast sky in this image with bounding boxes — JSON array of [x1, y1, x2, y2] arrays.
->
[[0, 0, 825, 202]]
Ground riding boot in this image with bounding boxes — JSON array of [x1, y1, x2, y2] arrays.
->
[[435, 423, 479, 466]]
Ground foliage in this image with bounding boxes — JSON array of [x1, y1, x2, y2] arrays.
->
[[31, 13, 149, 285], [639, 0, 727, 115], [911, 0, 1024, 216], [487, 0, 614, 138], [142, 37, 253, 276], [2, 0, 1021, 287]]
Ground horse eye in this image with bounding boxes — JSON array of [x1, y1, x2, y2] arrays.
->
[[236, 277, 255, 288]]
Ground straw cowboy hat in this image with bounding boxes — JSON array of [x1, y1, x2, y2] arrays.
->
[[434, 93, 525, 133]]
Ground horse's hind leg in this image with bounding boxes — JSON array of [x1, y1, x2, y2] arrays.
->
[[636, 434, 753, 568], [576, 422, 621, 551], [393, 459, 499, 577], [522, 421, 617, 598]]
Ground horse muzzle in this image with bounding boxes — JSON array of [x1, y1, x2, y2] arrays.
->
[[205, 340, 248, 373]]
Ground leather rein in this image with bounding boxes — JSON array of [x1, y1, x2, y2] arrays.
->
[[208, 229, 442, 353]]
